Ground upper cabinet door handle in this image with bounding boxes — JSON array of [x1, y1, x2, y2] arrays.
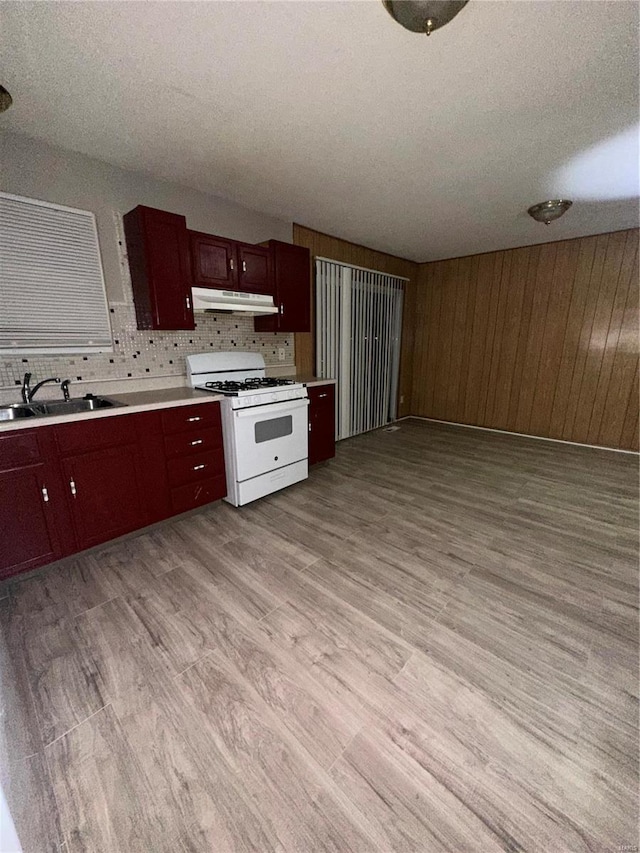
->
[[242, 260, 247, 272], [41, 485, 49, 503], [280, 303, 284, 315], [69, 478, 77, 497], [185, 294, 191, 310], [230, 257, 234, 270]]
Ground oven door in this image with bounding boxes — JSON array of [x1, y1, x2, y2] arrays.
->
[[232, 398, 309, 482]]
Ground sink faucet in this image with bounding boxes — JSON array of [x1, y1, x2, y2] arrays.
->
[[21, 372, 61, 404]]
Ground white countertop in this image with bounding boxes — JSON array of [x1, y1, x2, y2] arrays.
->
[[0, 387, 223, 432], [282, 375, 337, 387], [0, 377, 336, 433]]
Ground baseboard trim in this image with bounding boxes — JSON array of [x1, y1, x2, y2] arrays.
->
[[396, 416, 639, 456]]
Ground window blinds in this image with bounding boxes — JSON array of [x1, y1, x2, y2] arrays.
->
[[0, 192, 112, 353]]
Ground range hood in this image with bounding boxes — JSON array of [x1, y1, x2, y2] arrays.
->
[[191, 287, 278, 316]]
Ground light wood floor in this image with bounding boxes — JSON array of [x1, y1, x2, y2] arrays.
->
[[1, 419, 638, 852]]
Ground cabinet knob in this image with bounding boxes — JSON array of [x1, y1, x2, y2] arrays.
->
[[41, 485, 49, 503]]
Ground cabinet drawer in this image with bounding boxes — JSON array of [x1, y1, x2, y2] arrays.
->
[[163, 426, 222, 459], [308, 385, 334, 405], [170, 474, 226, 515], [166, 448, 224, 487], [0, 430, 42, 471], [161, 402, 221, 435], [55, 415, 139, 455]]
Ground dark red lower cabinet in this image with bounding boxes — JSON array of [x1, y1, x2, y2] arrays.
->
[[59, 444, 146, 551], [0, 401, 226, 580], [0, 464, 64, 580], [0, 427, 68, 580], [308, 384, 336, 466]]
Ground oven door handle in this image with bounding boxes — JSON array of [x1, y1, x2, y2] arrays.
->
[[233, 398, 309, 419]]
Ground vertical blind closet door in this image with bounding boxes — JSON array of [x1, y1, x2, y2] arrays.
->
[[316, 259, 405, 441]]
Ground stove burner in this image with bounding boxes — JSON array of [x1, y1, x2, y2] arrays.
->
[[204, 377, 297, 394], [244, 377, 296, 388]]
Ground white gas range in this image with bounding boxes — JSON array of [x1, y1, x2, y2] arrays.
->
[[186, 352, 309, 506]]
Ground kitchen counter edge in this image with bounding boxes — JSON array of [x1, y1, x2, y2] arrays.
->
[[285, 376, 337, 387], [0, 388, 224, 433]]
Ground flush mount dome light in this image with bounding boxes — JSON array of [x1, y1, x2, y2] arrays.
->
[[527, 199, 573, 225], [0, 85, 12, 113], [382, 0, 469, 35]]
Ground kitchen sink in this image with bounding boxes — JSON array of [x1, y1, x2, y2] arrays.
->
[[0, 403, 40, 421], [0, 395, 125, 421]]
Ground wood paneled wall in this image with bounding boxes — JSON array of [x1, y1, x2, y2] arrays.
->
[[411, 229, 639, 451], [292, 225, 418, 418]]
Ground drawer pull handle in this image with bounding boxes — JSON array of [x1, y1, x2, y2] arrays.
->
[[318, 393, 328, 398], [41, 485, 49, 503], [69, 478, 77, 497], [188, 416, 202, 422], [190, 439, 203, 446], [193, 464, 206, 471]]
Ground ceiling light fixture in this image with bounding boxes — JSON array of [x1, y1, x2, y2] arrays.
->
[[382, 0, 469, 36], [0, 85, 13, 113], [527, 199, 573, 225]]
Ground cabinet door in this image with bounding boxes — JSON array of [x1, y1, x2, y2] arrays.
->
[[237, 244, 273, 295], [60, 445, 145, 551], [189, 232, 238, 290], [254, 242, 310, 333], [0, 465, 64, 580], [135, 411, 171, 524], [308, 385, 336, 466], [124, 206, 194, 331]]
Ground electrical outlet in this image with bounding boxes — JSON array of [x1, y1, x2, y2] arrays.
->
[[278, 348, 286, 362]]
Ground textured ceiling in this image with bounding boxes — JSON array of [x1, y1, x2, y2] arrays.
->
[[1, 1, 638, 261]]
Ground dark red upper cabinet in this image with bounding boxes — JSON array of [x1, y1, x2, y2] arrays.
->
[[124, 206, 195, 330], [189, 231, 238, 291], [254, 241, 310, 333], [237, 244, 273, 295]]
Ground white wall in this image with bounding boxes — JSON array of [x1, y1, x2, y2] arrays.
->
[[0, 129, 292, 302]]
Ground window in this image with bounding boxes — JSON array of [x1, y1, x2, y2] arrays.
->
[[254, 415, 293, 443], [0, 192, 112, 353]]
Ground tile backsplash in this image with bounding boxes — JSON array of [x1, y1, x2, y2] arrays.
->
[[0, 292, 294, 402]]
